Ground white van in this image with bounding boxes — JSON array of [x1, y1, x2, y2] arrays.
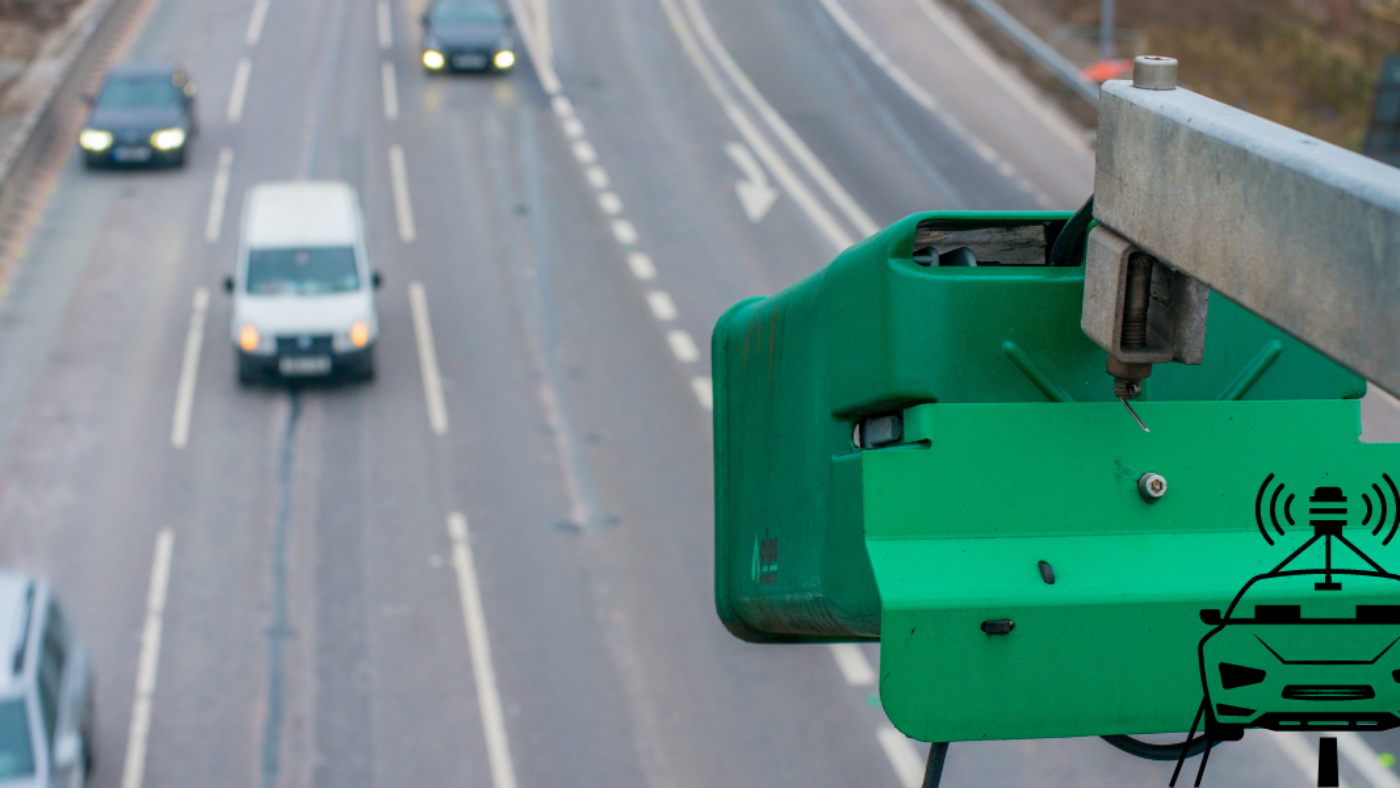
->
[[224, 181, 380, 383]]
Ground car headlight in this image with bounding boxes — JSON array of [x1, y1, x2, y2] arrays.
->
[[350, 320, 370, 348], [423, 50, 445, 70], [239, 324, 261, 352], [79, 129, 113, 151], [1218, 663, 1266, 690], [150, 127, 186, 151], [493, 49, 515, 69]]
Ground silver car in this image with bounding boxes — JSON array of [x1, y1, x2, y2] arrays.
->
[[0, 574, 94, 788]]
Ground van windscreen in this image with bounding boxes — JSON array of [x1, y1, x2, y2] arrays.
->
[[246, 247, 359, 295]]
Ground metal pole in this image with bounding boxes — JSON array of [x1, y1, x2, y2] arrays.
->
[[1100, 0, 1115, 60]]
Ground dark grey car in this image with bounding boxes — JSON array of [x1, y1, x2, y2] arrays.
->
[[420, 0, 516, 73], [79, 62, 197, 168], [0, 573, 95, 788]]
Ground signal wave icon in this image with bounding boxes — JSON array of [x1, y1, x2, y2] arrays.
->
[[1362, 474, 1400, 545], [1254, 474, 1294, 545]]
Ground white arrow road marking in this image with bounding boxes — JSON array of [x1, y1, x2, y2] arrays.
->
[[724, 141, 778, 223]]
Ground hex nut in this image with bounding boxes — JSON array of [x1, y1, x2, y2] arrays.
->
[[1132, 56, 1178, 90], [1138, 472, 1168, 502]]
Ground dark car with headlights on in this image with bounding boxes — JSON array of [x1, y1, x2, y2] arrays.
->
[[79, 62, 197, 168], [420, 0, 516, 73]]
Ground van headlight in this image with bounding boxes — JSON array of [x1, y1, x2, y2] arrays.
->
[[239, 324, 262, 352], [150, 128, 186, 151], [493, 49, 515, 69], [79, 129, 113, 151], [423, 50, 446, 70], [334, 320, 373, 351]]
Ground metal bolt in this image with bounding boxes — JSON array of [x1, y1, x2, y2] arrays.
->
[[1138, 472, 1168, 502], [1132, 56, 1178, 90]]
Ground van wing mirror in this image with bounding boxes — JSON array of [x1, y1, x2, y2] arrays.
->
[[372, 271, 383, 289], [222, 276, 234, 294]]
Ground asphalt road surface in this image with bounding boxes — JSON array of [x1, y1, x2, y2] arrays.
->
[[0, 0, 1394, 785]]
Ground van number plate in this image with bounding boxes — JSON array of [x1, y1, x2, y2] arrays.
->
[[279, 355, 331, 376]]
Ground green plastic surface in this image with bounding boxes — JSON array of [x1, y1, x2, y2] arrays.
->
[[712, 211, 1396, 741]]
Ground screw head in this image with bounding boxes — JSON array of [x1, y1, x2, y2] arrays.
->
[[1132, 56, 1178, 90], [1139, 472, 1168, 502]]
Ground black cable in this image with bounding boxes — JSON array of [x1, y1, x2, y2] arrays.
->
[[1048, 194, 1094, 267], [921, 742, 949, 788], [1102, 733, 1213, 762]]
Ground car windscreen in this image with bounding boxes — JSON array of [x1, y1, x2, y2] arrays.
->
[[245, 247, 360, 296], [0, 698, 35, 779], [429, 1, 504, 24], [1230, 572, 1400, 620], [97, 75, 179, 110]]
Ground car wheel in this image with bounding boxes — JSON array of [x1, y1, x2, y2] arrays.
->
[[171, 149, 186, 168]]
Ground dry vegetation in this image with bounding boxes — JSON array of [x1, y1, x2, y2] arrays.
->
[[953, 0, 1400, 149]]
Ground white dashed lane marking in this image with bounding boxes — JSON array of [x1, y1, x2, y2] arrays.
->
[[389, 144, 417, 243], [627, 252, 656, 280], [598, 192, 623, 215], [409, 281, 449, 435], [377, 0, 393, 48], [666, 330, 700, 363], [119, 529, 175, 788], [828, 643, 876, 686], [170, 288, 209, 449], [645, 291, 677, 321], [571, 140, 597, 164], [227, 57, 251, 123], [381, 61, 399, 120], [691, 376, 712, 411], [204, 147, 234, 244], [584, 165, 609, 189], [245, 0, 269, 46], [610, 219, 637, 245], [448, 513, 520, 788]]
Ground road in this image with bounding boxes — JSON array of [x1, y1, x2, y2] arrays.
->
[[0, 0, 1392, 785]]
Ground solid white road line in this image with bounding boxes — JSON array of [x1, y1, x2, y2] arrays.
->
[[503, 0, 561, 94], [204, 148, 233, 244], [610, 219, 638, 245], [389, 144, 417, 243], [447, 512, 519, 788], [828, 643, 876, 686], [120, 529, 175, 788], [1339, 732, 1400, 788], [377, 0, 392, 48], [911, 0, 1089, 156], [654, 0, 855, 251], [876, 726, 925, 788], [380, 61, 399, 120], [408, 282, 449, 435], [645, 290, 677, 321], [170, 288, 209, 449], [667, 330, 699, 363], [227, 57, 252, 123], [245, 0, 269, 46], [675, 0, 880, 239], [627, 252, 656, 280], [691, 376, 713, 411], [598, 192, 623, 215], [584, 165, 609, 189]]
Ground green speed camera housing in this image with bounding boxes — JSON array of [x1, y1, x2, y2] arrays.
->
[[712, 211, 1400, 742]]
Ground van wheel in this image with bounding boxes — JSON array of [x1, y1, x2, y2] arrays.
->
[[237, 356, 258, 386]]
